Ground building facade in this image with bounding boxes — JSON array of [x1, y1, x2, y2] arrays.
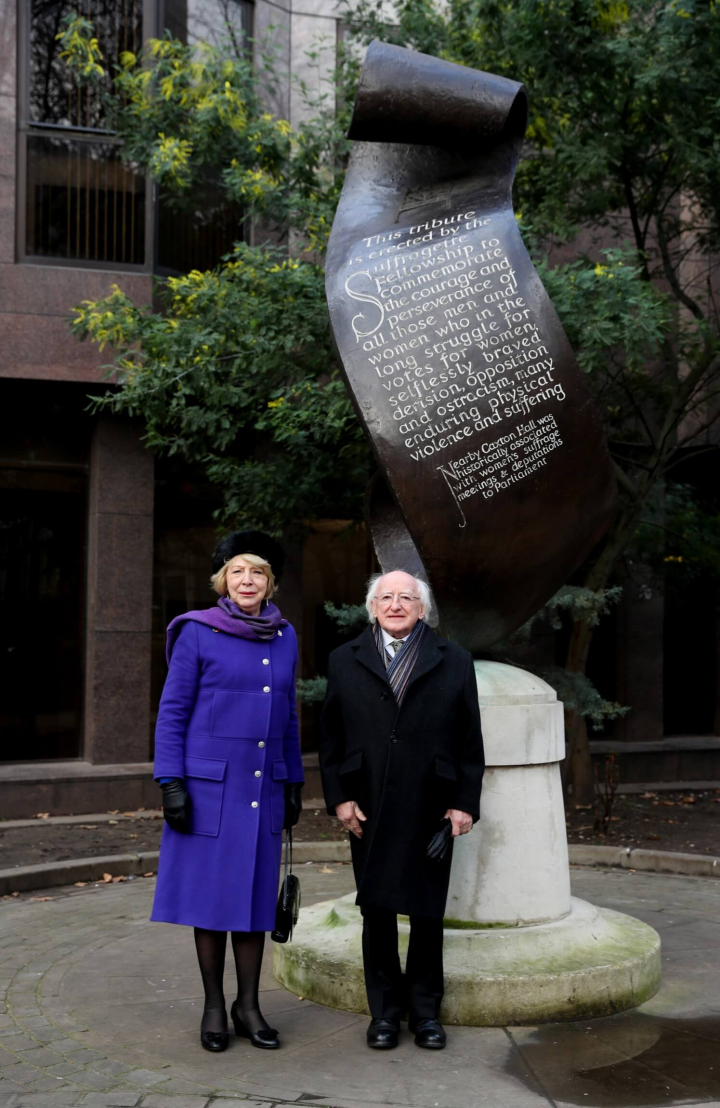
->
[[0, 0, 367, 816]]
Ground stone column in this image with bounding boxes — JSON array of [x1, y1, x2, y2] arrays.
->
[[83, 417, 154, 764], [445, 663, 569, 926]]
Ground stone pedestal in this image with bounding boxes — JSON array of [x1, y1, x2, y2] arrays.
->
[[446, 663, 569, 926], [274, 662, 661, 1024]]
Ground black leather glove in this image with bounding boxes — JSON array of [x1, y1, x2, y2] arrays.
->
[[160, 778, 191, 833], [426, 817, 453, 862], [284, 782, 303, 830]]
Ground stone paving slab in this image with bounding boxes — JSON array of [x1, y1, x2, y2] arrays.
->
[[0, 867, 719, 1108]]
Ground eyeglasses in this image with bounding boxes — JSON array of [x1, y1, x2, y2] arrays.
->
[[373, 592, 421, 607]]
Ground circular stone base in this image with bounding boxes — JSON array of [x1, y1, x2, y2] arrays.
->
[[273, 894, 661, 1026]]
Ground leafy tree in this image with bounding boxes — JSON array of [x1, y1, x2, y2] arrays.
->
[[63, 14, 368, 532], [345, 0, 720, 798]]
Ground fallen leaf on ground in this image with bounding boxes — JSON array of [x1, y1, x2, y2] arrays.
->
[[661, 800, 676, 807], [2, 893, 20, 900], [640, 792, 657, 799], [129, 834, 138, 839], [111, 875, 127, 883], [108, 820, 119, 825], [102, 873, 113, 883], [319, 866, 335, 874], [35, 813, 49, 819], [681, 796, 696, 804], [142, 872, 155, 877], [107, 810, 119, 815], [122, 812, 137, 817], [30, 896, 53, 902], [74, 882, 87, 887], [79, 825, 97, 830]]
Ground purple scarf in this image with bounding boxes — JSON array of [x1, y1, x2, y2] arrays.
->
[[166, 598, 288, 663]]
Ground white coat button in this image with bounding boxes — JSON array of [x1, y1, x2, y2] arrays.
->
[[251, 801, 258, 808], [263, 658, 269, 665], [278, 630, 283, 636], [263, 686, 270, 693], [258, 741, 265, 748], [255, 770, 262, 777]]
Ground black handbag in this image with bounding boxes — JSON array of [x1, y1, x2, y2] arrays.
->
[[271, 828, 301, 943]]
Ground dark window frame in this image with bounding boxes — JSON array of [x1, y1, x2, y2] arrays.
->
[[153, 0, 254, 278], [16, 0, 157, 273], [17, 0, 255, 276]]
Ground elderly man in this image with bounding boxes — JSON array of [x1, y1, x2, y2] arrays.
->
[[319, 570, 484, 1050]]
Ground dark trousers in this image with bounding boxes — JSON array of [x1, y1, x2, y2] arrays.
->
[[360, 907, 444, 1023]]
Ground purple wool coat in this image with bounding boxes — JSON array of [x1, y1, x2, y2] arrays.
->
[[151, 618, 304, 932]]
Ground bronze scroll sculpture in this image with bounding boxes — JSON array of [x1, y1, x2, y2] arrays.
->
[[326, 41, 617, 653]]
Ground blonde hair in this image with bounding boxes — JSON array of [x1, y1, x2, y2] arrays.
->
[[211, 552, 277, 600]]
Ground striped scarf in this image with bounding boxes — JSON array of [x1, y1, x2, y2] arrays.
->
[[373, 619, 427, 706]]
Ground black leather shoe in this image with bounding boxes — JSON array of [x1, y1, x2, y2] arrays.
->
[[366, 1018, 399, 1049], [411, 1018, 447, 1049], [200, 1008, 229, 1052], [230, 1001, 279, 1049]]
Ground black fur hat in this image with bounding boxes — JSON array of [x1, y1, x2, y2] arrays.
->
[[212, 531, 286, 581]]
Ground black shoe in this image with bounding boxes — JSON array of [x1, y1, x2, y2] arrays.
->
[[230, 1001, 279, 1049], [200, 1007, 229, 1053], [411, 1018, 446, 1049], [366, 1018, 399, 1049]]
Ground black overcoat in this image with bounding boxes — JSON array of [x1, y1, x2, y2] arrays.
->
[[319, 624, 484, 917]]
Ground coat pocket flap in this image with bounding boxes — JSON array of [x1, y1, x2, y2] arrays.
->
[[184, 756, 227, 782], [434, 756, 459, 782], [339, 749, 363, 777], [272, 760, 289, 781]]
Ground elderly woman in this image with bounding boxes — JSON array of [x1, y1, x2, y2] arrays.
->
[[152, 531, 303, 1053]]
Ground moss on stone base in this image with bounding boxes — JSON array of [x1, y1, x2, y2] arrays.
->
[[273, 894, 661, 1026]]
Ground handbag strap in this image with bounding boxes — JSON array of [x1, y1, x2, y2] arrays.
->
[[283, 826, 292, 879]]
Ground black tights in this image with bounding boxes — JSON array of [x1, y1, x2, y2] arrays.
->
[[193, 928, 269, 1035]]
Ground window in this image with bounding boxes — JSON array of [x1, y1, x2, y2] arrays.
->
[[0, 380, 91, 762], [18, 1, 253, 274], [161, 0, 253, 51], [19, 1, 152, 269], [156, 0, 252, 275]]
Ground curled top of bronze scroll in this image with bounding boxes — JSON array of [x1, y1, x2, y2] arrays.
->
[[347, 40, 528, 152]]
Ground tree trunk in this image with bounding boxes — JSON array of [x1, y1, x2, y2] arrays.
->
[[565, 713, 595, 803], [563, 502, 648, 801], [563, 615, 598, 804]]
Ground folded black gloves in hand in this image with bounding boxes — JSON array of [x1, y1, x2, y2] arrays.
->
[[160, 778, 191, 833], [284, 782, 303, 830], [426, 817, 453, 862]]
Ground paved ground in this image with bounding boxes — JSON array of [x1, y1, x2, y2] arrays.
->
[[0, 864, 719, 1108]]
